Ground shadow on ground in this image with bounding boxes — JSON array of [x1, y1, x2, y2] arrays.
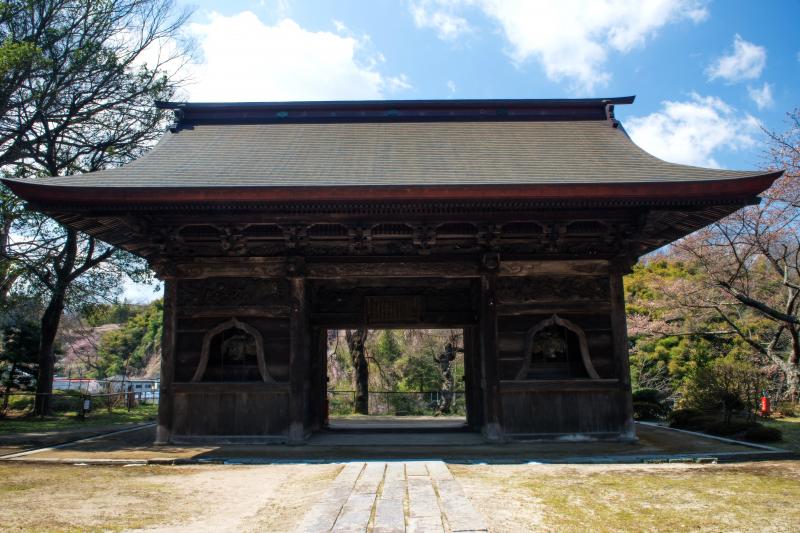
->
[[2, 419, 793, 464]]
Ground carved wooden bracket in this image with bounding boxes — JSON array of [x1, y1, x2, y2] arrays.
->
[[515, 314, 600, 380], [191, 318, 275, 383]]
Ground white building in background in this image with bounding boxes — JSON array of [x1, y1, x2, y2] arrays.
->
[[52, 376, 159, 399], [52, 377, 101, 393], [102, 376, 160, 396]]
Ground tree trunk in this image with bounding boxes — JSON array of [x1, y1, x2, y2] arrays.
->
[[33, 285, 67, 416], [788, 327, 800, 403], [2, 361, 16, 413], [782, 327, 800, 403], [0, 216, 17, 303], [346, 329, 369, 415]]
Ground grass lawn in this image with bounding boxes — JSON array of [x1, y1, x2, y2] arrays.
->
[[453, 461, 800, 533], [0, 404, 157, 435], [1, 460, 796, 532], [0, 463, 185, 532], [0, 462, 340, 532], [762, 416, 800, 451]]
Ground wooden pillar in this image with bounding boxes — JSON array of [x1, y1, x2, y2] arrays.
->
[[288, 275, 310, 442], [310, 327, 328, 431], [463, 326, 483, 430], [609, 265, 637, 441], [155, 279, 176, 445], [479, 273, 503, 441]]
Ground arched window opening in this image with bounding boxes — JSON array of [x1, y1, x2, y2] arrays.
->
[[204, 327, 259, 381], [516, 315, 600, 380], [191, 318, 274, 383]]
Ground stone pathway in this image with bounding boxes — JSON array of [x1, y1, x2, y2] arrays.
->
[[296, 461, 488, 533]]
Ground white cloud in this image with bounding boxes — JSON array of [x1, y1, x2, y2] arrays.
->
[[411, 0, 708, 93], [411, 1, 473, 41], [122, 278, 163, 304], [258, 0, 292, 20], [186, 11, 411, 101], [386, 74, 413, 91], [748, 82, 774, 110], [625, 93, 761, 168], [706, 34, 766, 82], [447, 80, 456, 93], [332, 19, 348, 33]]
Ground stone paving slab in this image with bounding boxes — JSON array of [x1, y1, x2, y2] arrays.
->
[[406, 476, 440, 518], [296, 462, 365, 532], [373, 497, 404, 533], [296, 461, 488, 533], [334, 493, 378, 533]]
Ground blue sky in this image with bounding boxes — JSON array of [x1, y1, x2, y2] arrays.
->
[[173, 0, 800, 170], [125, 0, 799, 302]]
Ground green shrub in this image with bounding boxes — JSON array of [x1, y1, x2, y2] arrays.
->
[[667, 408, 703, 428], [632, 388, 669, 420], [775, 402, 797, 418], [6, 394, 34, 411], [704, 420, 756, 437], [632, 388, 663, 404], [387, 393, 425, 416], [681, 356, 763, 423], [633, 401, 667, 420], [743, 425, 782, 443]]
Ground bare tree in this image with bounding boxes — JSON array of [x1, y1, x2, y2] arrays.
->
[[0, 0, 192, 414], [672, 109, 800, 400], [345, 329, 369, 415]]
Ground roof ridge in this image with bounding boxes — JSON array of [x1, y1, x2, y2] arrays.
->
[[157, 97, 636, 130]]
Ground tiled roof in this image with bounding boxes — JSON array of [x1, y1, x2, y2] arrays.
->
[[22, 119, 766, 189]]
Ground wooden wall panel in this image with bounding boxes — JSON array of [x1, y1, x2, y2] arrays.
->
[[172, 387, 290, 436], [500, 386, 627, 435]]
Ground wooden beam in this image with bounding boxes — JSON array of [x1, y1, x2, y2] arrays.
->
[[609, 269, 636, 441], [464, 326, 483, 430], [499, 259, 609, 277], [497, 302, 611, 316], [479, 273, 504, 441], [312, 327, 328, 431], [155, 279, 177, 444], [500, 379, 621, 392], [172, 382, 290, 394], [306, 261, 480, 279], [168, 257, 286, 279], [288, 275, 310, 442]]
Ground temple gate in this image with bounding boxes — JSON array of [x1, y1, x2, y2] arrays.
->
[[3, 97, 780, 443]]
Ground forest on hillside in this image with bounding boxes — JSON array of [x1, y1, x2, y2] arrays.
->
[[326, 329, 466, 416]]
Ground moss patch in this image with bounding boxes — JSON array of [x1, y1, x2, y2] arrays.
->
[[452, 462, 800, 533]]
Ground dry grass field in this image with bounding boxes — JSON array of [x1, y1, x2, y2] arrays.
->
[[0, 462, 341, 532], [0, 459, 798, 532], [452, 460, 800, 532]]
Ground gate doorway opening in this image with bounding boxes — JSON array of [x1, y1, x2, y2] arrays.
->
[[323, 328, 479, 432]]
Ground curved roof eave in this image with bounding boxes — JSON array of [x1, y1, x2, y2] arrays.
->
[[0, 96, 784, 208], [1, 171, 784, 208]]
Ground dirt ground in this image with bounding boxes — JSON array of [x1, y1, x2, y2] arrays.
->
[[2, 460, 799, 532], [0, 462, 341, 533], [451, 460, 800, 533]]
